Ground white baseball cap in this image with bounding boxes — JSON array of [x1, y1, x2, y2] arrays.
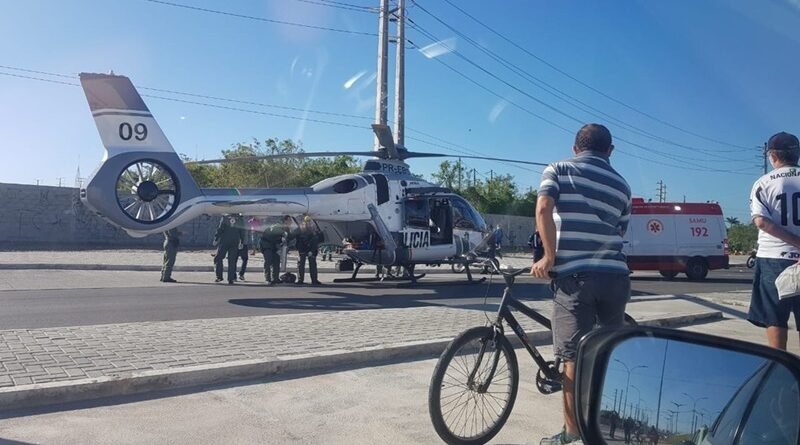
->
[[776, 263, 800, 300]]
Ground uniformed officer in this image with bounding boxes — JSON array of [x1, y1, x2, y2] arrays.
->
[[294, 216, 323, 285], [161, 227, 180, 283], [214, 214, 245, 284], [260, 215, 293, 285], [236, 216, 257, 281]]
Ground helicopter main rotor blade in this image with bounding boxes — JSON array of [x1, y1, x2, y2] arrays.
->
[[185, 151, 381, 165], [402, 151, 549, 167]]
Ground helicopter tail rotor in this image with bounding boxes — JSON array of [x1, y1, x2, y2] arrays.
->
[[78, 73, 203, 235]]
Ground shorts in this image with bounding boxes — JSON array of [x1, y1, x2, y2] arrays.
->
[[748, 257, 800, 330], [552, 271, 631, 361]]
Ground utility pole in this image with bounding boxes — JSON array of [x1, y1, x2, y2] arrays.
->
[[392, 0, 405, 148], [374, 0, 390, 150], [457, 158, 463, 190], [656, 180, 667, 203], [56, 177, 64, 187], [489, 169, 494, 181], [35, 179, 40, 186], [613, 389, 618, 414], [472, 168, 476, 187]]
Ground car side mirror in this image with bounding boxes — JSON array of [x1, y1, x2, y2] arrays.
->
[[575, 326, 800, 445]]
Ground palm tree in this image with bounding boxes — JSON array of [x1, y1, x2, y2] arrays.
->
[[726, 217, 740, 227]]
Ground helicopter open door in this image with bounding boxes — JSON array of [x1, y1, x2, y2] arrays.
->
[[401, 197, 455, 261]]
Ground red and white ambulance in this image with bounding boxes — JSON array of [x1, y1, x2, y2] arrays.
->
[[623, 198, 729, 280]]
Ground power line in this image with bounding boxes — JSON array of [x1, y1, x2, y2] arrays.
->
[[407, 18, 756, 169], [0, 71, 367, 129], [293, 0, 376, 13], [140, 0, 376, 36], [440, 0, 753, 151], [131, 2, 755, 170], [410, 1, 753, 161], [0, 64, 539, 170], [0, 64, 370, 120], [316, 0, 378, 10], [406, 23, 756, 174], [0, 67, 542, 172], [406, 35, 574, 134], [0, 65, 754, 176]]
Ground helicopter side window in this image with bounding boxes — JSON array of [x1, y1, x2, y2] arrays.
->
[[404, 199, 429, 228], [453, 198, 480, 230], [333, 179, 358, 194]]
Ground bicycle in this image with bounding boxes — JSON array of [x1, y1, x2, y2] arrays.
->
[[427, 259, 636, 445]]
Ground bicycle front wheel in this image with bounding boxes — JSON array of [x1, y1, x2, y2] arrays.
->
[[428, 326, 519, 445]]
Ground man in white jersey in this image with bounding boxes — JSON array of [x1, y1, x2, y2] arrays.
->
[[749, 131, 800, 350]]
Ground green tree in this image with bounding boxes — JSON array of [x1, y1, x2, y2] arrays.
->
[[725, 216, 741, 227], [181, 154, 219, 188], [182, 138, 362, 188], [297, 155, 361, 185], [508, 189, 537, 217], [430, 161, 536, 216], [727, 223, 758, 253], [482, 174, 518, 214]]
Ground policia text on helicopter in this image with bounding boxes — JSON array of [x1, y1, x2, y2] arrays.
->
[[205, 214, 324, 286]]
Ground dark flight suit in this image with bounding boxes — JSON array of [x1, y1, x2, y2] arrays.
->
[[214, 216, 245, 284], [260, 224, 286, 283], [294, 226, 322, 284], [161, 228, 180, 282], [237, 245, 249, 280]]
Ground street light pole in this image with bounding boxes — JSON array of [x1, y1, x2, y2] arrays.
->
[[614, 359, 647, 419], [683, 393, 708, 433], [671, 401, 686, 432], [631, 385, 642, 421]]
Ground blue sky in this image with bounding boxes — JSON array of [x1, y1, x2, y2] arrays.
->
[[602, 336, 766, 432], [2, 0, 799, 222]]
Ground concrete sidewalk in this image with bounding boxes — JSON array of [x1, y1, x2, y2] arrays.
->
[[0, 294, 723, 411], [0, 316, 787, 445]]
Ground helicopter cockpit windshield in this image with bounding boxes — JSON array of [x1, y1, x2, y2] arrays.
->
[[451, 197, 487, 233]]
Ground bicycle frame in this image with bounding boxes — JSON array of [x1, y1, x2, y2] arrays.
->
[[490, 271, 562, 382]]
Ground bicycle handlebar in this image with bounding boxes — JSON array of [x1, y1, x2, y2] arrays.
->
[[478, 257, 558, 280], [479, 257, 530, 278]]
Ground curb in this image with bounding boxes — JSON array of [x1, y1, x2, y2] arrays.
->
[[0, 310, 722, 411]]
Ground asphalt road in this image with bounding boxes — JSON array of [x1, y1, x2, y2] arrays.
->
[[0, 267, 753, 330]]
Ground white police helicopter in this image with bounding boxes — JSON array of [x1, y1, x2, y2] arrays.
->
[[77, 73, 545, 283]]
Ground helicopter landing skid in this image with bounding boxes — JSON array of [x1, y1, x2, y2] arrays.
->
[[394, 265, 486, 287], [332, 262, 427, 284]]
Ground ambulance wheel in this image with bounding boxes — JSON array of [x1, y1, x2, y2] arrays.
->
[[451, 264, 466, 274], [685, 258, 708, 281], [659, 270, 678, 280]]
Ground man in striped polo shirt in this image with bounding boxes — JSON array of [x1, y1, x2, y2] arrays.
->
[[533, 123, 632, 445]]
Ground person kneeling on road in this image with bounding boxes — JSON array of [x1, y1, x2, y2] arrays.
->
[[260, 216, 292, 285]]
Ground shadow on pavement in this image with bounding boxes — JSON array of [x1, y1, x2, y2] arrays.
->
[[632, 276, 752, 285], [228, 281, 553, 312], [0, 439, 38, 445], [677, 294, 750, 319]]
